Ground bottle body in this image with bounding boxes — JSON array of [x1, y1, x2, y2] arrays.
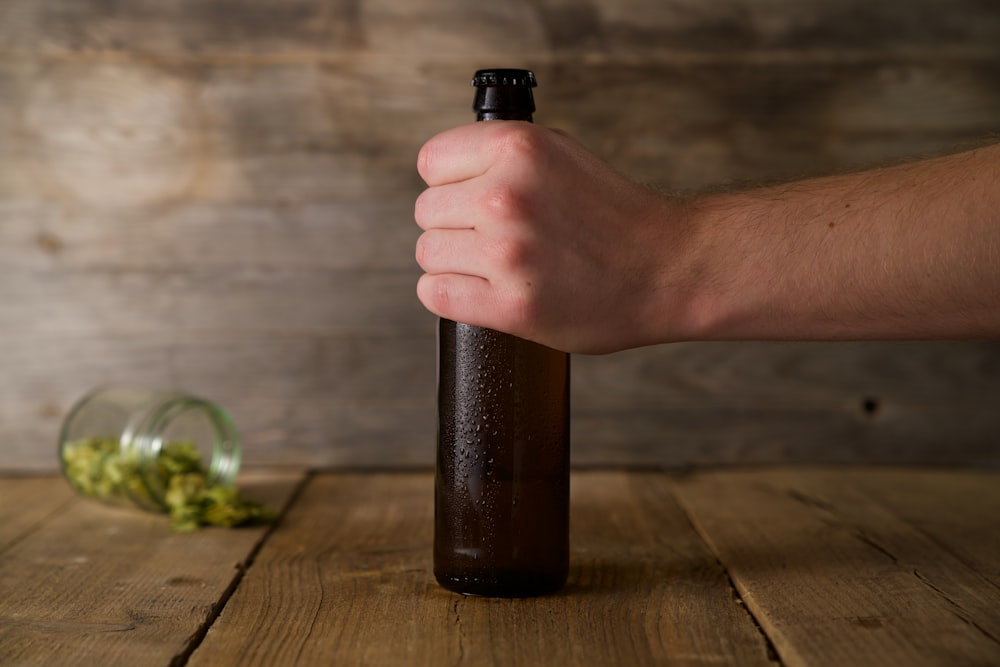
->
[[58, 386, 241, 511], [435, 322, 570, 596], [434, 69, 571, 597]]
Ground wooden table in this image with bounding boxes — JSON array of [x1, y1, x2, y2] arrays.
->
[[1, 468, 998, 666]]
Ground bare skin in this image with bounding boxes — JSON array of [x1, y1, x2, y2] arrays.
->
[[414, 121, 1000, 354]]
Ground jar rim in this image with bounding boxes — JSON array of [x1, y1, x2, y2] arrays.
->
[[136, 395, 242, 503]]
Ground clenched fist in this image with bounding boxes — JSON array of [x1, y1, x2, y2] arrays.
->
[[414, 121, 697, 354]]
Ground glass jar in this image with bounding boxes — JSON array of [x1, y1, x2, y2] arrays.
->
[[58, 386, 241, 512]]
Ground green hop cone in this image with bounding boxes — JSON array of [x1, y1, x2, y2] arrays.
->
[[62, 436, 275, 532]]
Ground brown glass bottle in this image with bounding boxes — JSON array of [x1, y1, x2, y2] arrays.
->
[[434, 69, 570, 598]]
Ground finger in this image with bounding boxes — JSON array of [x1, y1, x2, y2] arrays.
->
[[414, 181, 481, 231], [415, 228, 488, 277], [417, 272, 505, 330], [417, 123, 493, 187], [417, 121, 533, 186]]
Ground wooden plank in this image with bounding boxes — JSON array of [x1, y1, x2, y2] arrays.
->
[[587, 0, 1000, 58], [0, 334, 436, 402], [572, 341, 1000, 467], [15, 390, 990, 475], [187, 472, 454, 666], [189, 471, 774, 666], [574, 341, 1000, 409], [0, 477, 75, 554], [571, 405, 1000, 468], [0, 268, 428, 340], [0, 200, 421, 272], [0, 398, 438, 474], [5, 333, 1000, 473], [538, 61, 1000, 190], [3, 60, 997, 203], [1, 0, 998, 59], [0, 58, 445, 206], [0, 1, 544, 60], [232, 397, 435, 468], [560, 472, 774, 665], [848, 470, 1000, 590], [777, 470, 1000, 642], [3, 59, 999, 207], [0, 333, 438, 472], [0, 471, 304, 667], [673, 469, 1000, 667]]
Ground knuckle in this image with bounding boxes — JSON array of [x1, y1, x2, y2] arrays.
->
[[490, 234, 532, 272], [481, 182, 531, 223], [499, 282, 542, 339], [493, 122, 544, 162]]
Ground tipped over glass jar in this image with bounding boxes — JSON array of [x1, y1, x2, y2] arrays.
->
[[58, 386, 272, 531]]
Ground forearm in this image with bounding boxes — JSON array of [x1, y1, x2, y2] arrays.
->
[[415, 121, 1000, 354], [679, 143, 1000, 341]]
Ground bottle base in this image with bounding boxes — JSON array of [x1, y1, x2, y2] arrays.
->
[[434, 568, 567, 598]]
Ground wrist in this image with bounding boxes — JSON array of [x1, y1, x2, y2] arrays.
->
[[635, 192, 739, 345]]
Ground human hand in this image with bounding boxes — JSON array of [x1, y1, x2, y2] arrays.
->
[[414, 121, 696, 354]]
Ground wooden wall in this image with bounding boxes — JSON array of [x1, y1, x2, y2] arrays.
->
[[2, 1, 999, 472]]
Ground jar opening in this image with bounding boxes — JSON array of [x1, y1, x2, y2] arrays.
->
[[135, 397, 242, 507]]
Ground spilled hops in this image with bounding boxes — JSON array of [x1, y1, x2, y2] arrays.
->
[[62, 437, 275, 532]]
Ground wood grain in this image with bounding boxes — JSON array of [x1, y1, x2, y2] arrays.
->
[[0, 472, 304, 667], [0, 476, 75, 554], [2, 0, 998, 59], [188, 472, 775, 666], [2, 0, 1000, 471], [848, 470, 1000, 590], [4, 468, 1000, 666], [674, 469, 1000, 666]]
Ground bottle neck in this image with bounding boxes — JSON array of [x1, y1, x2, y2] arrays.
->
[[473, 82, 535, 122], [477, 111, 533, 122]]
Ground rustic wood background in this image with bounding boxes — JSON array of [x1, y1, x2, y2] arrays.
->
[[1, 0, 999, 472]]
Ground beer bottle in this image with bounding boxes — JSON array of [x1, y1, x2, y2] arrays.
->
[[434, 69, 571, 597]]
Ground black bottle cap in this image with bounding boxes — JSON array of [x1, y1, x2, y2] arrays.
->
[[471, 69, 537, 88], [472, 68, 536, 120]]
